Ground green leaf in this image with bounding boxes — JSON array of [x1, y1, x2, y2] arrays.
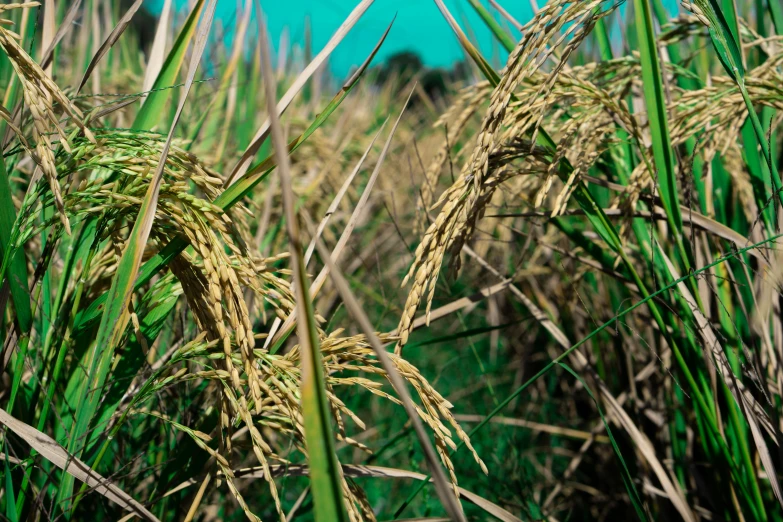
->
[[4, 443, 19, 522], [132, 0, 205, 131], [467, 0, 516, 53], [700, 0, 745, 80], [770, 0, 783, 34], [0, 148, 32, 413], [633, 0, 686, 260]]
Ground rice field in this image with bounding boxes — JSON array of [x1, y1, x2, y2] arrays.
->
[[0, 0, 782, 520]]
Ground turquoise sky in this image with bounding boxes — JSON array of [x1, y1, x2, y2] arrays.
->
[[146, 0, 535, 77], [146, 1, 680, 78]]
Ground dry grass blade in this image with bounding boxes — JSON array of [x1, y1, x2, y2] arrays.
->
[[489, 203, 768, 265], [464, 246, 570, 347], [406, 281, 512, 332], [0, 408, 160, 521], [165, 464, 517, 522], [226, 0, 376, 186], [341, 466, 515, 522], [308, 226, 469, 521], [77, 0, 143, 93], [298, 465, 513, 522], [454, 414, 611, 443], [40, 0, 81, 70], [41, 0, 54, 76], [393, 519, 450, 522], [89, 96, 141, 122], [489, 0, 524, 30], [599, 391, 695, 522]]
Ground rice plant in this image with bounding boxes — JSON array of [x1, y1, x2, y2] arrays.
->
[[1, 0, 783, 520]]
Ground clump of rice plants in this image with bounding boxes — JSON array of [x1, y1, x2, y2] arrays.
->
[[403, 0, 783, 519], [2, 0, 783, 520]]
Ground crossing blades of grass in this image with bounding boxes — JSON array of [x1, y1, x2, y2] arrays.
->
[[266, 112, 395, 352], [227, 0, 378, 186], [395, 233, 783, 519], [309, 205, 469, 522], [556, 362, 649, 521], [658, 243, 782, 509], [303, 122, 386, 265]]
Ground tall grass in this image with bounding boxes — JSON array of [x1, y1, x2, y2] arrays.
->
[[1, 0, 783, 520]]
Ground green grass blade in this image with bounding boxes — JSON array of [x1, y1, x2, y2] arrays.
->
[[632, 0, 687, 262], [256, 6, 348, 520], [467, 0, 516, 52], [0, 151, 32, 413], [594, 17, 613, 60], [4, 443, 18, 522], [132, 0, 205, 131], [770, 0, 783, 34], [433, 0, 502, 85], [0, 155, 29, 335]]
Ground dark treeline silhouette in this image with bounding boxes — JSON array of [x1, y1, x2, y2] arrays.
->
[[123, 0, 157, 52], [373, 50, 470, 102]]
